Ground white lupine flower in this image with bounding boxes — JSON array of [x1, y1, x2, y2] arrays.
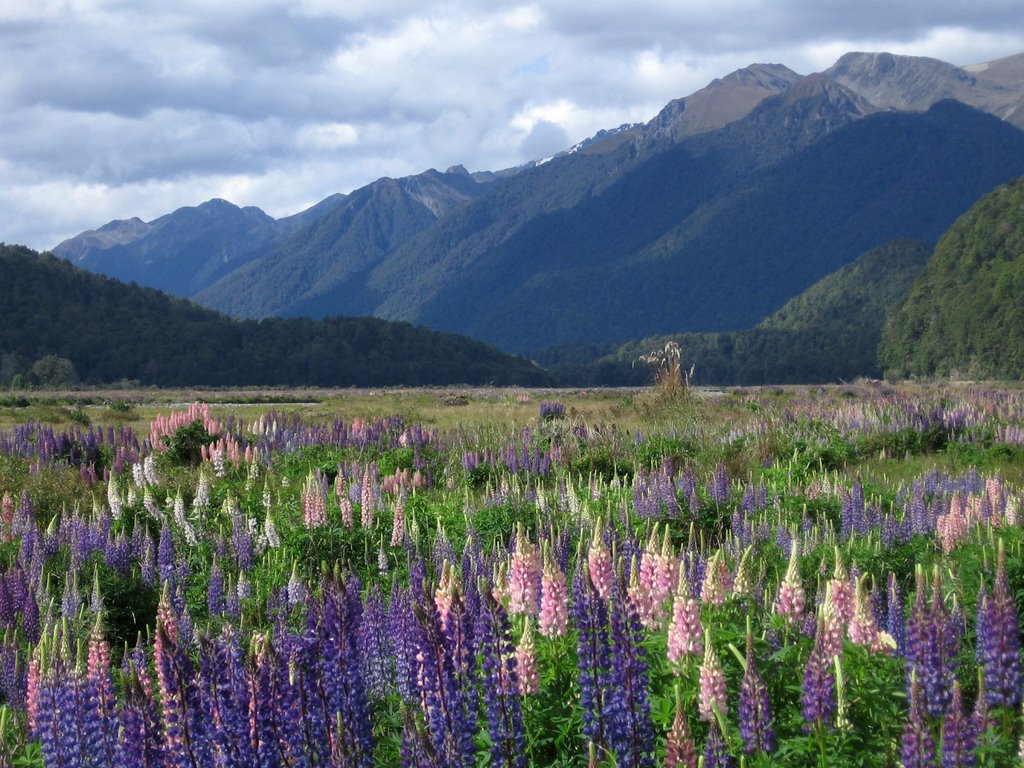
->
[[143, 455, 159, 486]]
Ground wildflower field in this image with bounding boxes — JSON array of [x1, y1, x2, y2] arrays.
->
[[0, 384, 1022, 767]]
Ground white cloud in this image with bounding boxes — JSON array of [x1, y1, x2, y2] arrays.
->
[[1, 0, 1022, 251]]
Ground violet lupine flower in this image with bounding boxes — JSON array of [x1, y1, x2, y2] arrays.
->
[[320, 576, 375, 768], [539, 545, 569, 638], [199, 628, 255, 767], [573, 563, 613, 750], [941, 681, 976, 768], [901, 674, 937, 768], [118, 657, 166, 768], [774, 539, 805, 627], [702, 718, 735, 768], [979, 541, 1022, 710], [698, 629, 728, 723], [738, 626, 774, 755], [906, 568, 958, 719], [606, 585, 655, 768], [414, 599, 476, 768], [664, 685, 697, 768], [886, 572, 907, 657], [359, 582, 394, 700], [802, 614, 836, 733], [154, 587, 211, 767], [708, 462, 731, 506], [478, 587, 527, 768]]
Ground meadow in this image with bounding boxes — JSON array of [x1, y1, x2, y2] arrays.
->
[[0, 381, 1021, 767]]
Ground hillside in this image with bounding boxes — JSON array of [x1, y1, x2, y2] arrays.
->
[[0, 245, 549, 387], [879, 176, 1024, 380], [542, 239, 932, 385], [49, 49, 1024, 359], [407, 99, 1024, 352]]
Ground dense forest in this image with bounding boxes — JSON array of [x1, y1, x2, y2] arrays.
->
[[0, 244, 549, 388], [880, 176, 1024, 379], [540, 239, 932, 386]]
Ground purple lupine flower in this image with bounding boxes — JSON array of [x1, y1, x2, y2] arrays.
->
[[606, 581, 655, 768], [477, 586, 527, 768], [414, 597, 476, 768], [154, 587, 211, 767], [320, 576, 375, 768], [199, 627, 255, 767], [886, 573, 907, 657], [906, 568, 958, 719], [157, 520, 175, 587], [941, 681, 976, 768], [206, 560, 225, 617], [118, 657, 167, 768], [708, 463, 731, 506], [573, 562, 613, 751], [738, 625, 774, 755], [390, 582, 422, 703], [359, 582, 394, 700], [702, 718, 735, 768], [901, 675, 937, 768], [802, 614, 836, 733], [980, 541, 1022, 709]]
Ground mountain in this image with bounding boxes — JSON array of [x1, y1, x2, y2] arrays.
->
[[52, 198, 295, 298], [879, 176, 1024, 380], [0, 244, 549, 387], [51, 50, 1024, 360], [635, 62, 803, 145], [827, 51, 1024, 128], [399, 98, 1024, 352], [195, 166, 489, 318], [541, 239, 932, 386]]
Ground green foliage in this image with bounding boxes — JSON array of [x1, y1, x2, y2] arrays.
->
[[881, 175, 1024, 379], [162, 419, 219, 466], [0, 244, 550, 388]]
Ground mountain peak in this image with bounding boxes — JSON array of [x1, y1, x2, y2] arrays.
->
[[640, 62, 802, 145]]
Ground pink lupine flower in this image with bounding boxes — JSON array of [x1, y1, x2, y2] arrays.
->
[[340, 497, 354, 529], [820, 584, 844, 660], [700, 549, 731, 607], [538, 545, 568, 638], [301, 472, 327, 529], [390, 492, 406, 547], [508, 526, 540, 616], [698, 630, 728, 722], [516, 618, 539, 695], [668, 568, 703, 665], [587, 521, 613, 601], [652, 527, 679, 607], [732, 545, 754, 598], [936, 495, 970, 553], [492, 561, 509, 605], [774, 539, 805, 626], [360, 470, 376, 528], [434, 562, 457, 627], [847, 577, 880, 649], [828, 548, 854, 627]]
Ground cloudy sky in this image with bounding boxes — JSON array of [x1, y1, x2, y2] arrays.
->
[[2, 1, 1023, 251]]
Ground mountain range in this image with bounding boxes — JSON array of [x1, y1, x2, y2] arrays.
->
[[53, 50, 1024, 360]]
